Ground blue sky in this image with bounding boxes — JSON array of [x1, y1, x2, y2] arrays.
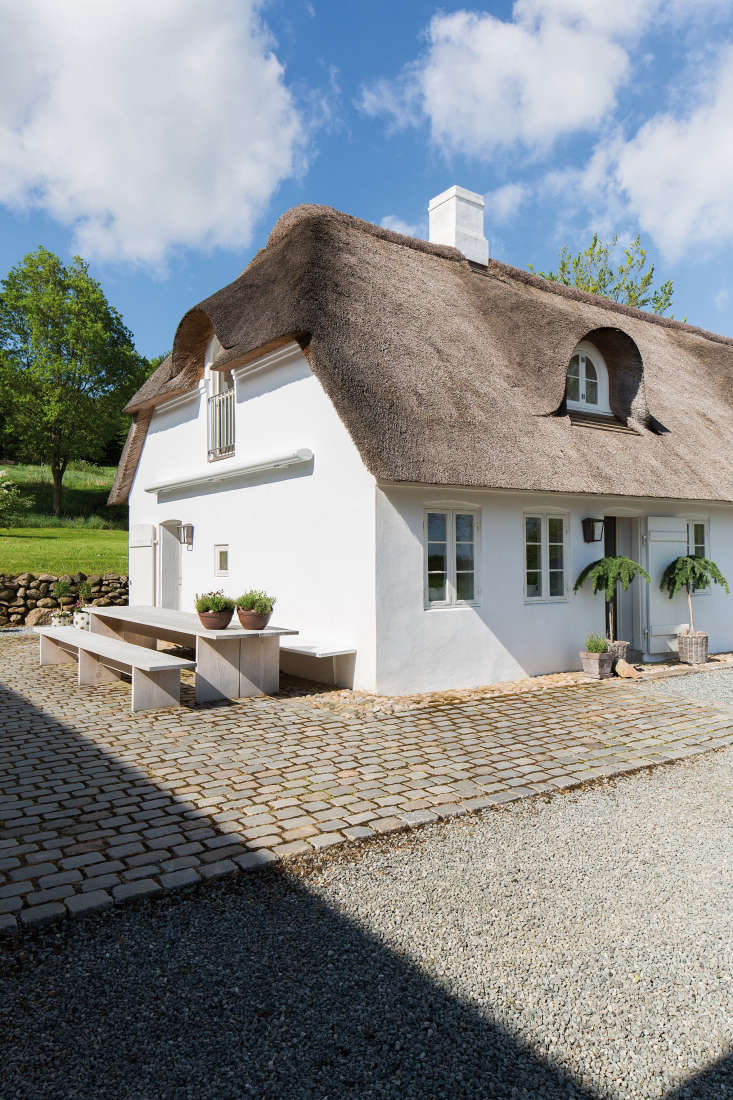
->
[[1, 0, 732, 357]]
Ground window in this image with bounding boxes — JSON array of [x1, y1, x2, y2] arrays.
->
[[565, 342, 611, 415], [205, 334, 235, 461], [425, 510, 478, 606], [214, 544, 229, 577], [687, 520, 708, 593], [525, 514, 568, 601]]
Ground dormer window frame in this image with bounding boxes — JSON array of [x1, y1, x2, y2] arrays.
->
[[565, 340, 611, 417]]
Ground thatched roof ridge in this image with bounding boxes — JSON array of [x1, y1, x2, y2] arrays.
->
[[110, 203, 733, 506]]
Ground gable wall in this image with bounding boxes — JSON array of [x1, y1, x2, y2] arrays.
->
[[128, 345, 378, 688]]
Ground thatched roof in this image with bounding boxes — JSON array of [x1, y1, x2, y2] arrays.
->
[[110, 204, 733, 506]]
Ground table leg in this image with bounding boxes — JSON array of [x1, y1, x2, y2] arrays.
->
[[78, 650, 121, 686], [195, 637, 241, 703], [240, 635, 280, 697]]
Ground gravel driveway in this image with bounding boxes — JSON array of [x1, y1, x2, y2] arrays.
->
[[1, 747, 731, 1099]]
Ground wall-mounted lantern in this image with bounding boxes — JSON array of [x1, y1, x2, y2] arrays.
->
[[178, 523, 194, 550], [582, 517, 605, 543]]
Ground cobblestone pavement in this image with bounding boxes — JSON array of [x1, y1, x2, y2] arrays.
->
[[2, 634, 732, 932]]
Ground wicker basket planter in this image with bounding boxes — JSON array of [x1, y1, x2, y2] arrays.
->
[[580, 650, 614, 679], [678, 630, 708, 666]]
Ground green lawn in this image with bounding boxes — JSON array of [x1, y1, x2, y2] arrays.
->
[[0, 528, 128, 576], [1, 462, 126, 526]]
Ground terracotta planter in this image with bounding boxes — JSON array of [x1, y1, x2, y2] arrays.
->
[[236, 607, 272, 630], [197, 609, 233, 630], [678, 630, 708, 665], [607, 639, 630, 670], [580, 650, 614, 680]]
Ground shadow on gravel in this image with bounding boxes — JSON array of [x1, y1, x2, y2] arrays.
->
[[1, 869, 601, 1100], [664, 1051, 733, 1099]]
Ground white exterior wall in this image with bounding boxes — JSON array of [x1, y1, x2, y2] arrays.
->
[[128, 345, 378, 689], [375, 486, 733, 696]]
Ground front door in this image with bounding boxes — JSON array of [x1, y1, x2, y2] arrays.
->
[[646, 517, 689, 655], [158, 520, 182, 610]]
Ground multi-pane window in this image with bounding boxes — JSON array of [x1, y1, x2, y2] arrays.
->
[[425, 511, 478, 606], [214, 544, 229, 577], [525, 514, 567, 600], [565, 343, 611, 415], [687, 521, 707, 593]]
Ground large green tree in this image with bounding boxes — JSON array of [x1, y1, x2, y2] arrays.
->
[[0, 247, 147, 514], [530, 233, 677, 317]]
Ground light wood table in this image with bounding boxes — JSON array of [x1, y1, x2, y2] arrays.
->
[[85, 606, 297, 703]]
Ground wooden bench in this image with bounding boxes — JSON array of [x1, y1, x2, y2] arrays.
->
[[35, 626, 196, 713], [279, 640, 356, 688]]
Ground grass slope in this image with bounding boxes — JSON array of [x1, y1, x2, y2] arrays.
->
[[1, 462, 126, 526], [0, 529, 128, 576]]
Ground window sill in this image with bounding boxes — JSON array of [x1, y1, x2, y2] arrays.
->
[[424, 601, 480, 611], [567, 410, 639, 435], [524, 596, 569, 606]]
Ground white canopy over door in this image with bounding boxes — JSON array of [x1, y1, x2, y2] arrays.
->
[[646, 517, 689, 655]]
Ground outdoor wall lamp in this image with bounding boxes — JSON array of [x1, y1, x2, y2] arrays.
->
[[178, 523, 194, 550], [582, 517, 605, 543]]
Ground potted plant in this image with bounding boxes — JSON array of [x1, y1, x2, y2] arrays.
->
[[235, 589, 276, 630], [574, 556, 650, 665], [50, 579, 73, 626], [659, 555, 729, 665], [195, 590, 235, 630], [579, 633, 614, 679], [73, 581, 92, 629]]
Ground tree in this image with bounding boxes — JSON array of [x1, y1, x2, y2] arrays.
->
[[531, 233, 678, 317], [574, 556, 650, 643], [0, 247, 147, 514], [659, 555, 729, 633]]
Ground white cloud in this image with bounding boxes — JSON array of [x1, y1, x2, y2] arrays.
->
[[612, 47, 733, 260], [485, 183, 529, 224], [714, 288, 729, 310], [360, 1, 725, 159], [0, 0, 307, 265], [380, 214, 423, 238]]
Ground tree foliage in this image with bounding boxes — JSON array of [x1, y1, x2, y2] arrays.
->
[[0, 469, 30, 526], [659, 554, 729, 633], [574, 555, 651, 642], [531, 233, 677, 317], [0, 247, 147, 514]]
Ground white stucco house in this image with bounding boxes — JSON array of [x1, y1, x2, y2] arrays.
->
[[110, 187, 733, 695]]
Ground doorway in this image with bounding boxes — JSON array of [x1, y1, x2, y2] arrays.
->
[[604, 515, 641, 650], [158, 520, 182, 610]]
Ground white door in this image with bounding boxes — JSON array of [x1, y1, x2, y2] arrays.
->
[[646, 517, 689, 655], [158, 520, 182, 610], [129, 524, 156, 605]]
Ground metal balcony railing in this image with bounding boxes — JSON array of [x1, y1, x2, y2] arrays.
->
[[207, 389, 235, 461]]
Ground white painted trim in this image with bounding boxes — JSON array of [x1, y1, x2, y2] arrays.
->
[[229, 341, 304, 381], [423, 507, 480, 609], [144, 448, 314, 496], [154, 387, 202, 416]]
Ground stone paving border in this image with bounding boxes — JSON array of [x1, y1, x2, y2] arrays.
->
[[2, 635, 733, 934]]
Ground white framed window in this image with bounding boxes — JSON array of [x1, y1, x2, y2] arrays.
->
[[424, 510, 479, 607], [214, 544, 229, 577], [687, 519, 709, 594], [566, 341, 611, 415], [524, 513, 568, 601]]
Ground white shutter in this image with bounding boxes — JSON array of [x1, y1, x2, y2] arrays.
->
[[646, 517, 689, 654], [129, 524, 156, 606]]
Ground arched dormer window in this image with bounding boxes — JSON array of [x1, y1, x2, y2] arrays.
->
[[565, 341, 611, 415]]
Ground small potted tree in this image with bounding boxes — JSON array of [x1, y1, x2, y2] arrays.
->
[[579, 633, 614, 679], [659, 555, 729, 665], [574, 556, 650, 666], [195, 590, 235, 630], [235, 590, 276, 630]]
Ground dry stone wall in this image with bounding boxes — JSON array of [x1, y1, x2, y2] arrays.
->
[[0, 572, 129, 628]]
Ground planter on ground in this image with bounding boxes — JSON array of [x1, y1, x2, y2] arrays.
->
[[677, 629, 708, 666], [580, 650, 614, 679]]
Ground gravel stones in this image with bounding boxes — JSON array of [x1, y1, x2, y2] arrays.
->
[[1, 749, 730, 1099]]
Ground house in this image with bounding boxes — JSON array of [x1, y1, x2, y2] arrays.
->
[[110, 186, 733, 695]]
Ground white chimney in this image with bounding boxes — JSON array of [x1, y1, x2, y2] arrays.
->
[[428, 185, 488, 265]]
